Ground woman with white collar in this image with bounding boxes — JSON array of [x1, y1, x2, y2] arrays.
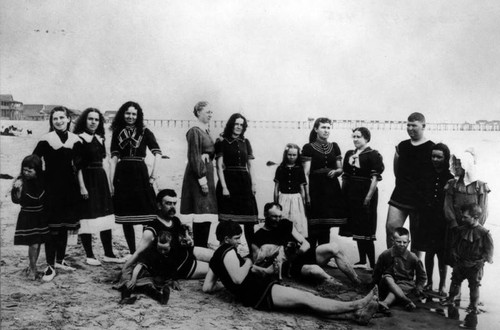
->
[[73, 108, 125, 266], [342, 127, 384, 271], [180, 101, 218, 248], [33, 106, 81, 281]]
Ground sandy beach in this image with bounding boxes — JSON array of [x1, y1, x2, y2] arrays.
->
[[1, 120, 499, 329]]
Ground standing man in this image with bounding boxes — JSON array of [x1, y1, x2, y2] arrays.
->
[[386, 113, 435, 257]]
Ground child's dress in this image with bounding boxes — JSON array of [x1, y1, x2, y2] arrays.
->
[[444, 180, 490, 228], [274, 164, 308, 237], [12, 179, 49, 245]]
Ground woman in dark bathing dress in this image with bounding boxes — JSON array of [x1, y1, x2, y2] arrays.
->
[[302, 117, 348, 248], [33, 106, 81, 281], [110, 101, 162, 254]]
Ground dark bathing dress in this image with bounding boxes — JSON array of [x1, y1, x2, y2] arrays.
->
[[111, 127, 162, 224], [12, 179, 49, 245], [302, 141, 347, 238], [215, 137, 258, 224], [33, 131, 81, 231], [415, 168, 453, 252], [74, 132, 115, 233], [342, 147, 384, 241]]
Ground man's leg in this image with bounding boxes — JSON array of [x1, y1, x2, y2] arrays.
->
[[385, 206, 408, 248], [315, 242, 360, 284]]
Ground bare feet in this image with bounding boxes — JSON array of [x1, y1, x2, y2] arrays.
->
[[355, 298, 379, 325], [405, 301, 416, 311]]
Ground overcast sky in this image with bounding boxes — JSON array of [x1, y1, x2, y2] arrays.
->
[[1, 0, 499, 122]]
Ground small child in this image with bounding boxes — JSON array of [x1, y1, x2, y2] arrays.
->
[[444, 149, 490, 229], [114, 231, 175, 305], [273, 143, 308, 237], [372, 227, 426, 311], [442, 203, 493, 313], [11, 155, 49, 280]]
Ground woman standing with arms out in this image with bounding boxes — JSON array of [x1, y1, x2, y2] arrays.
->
[[342, 127, 384, 270], [302, 117, 347, 247], [73, 108, 125, 265], [180, 101, 218, 248], [33, 106, 81, 281], [215, 113, 258, 253], [110, 101, 162, 254], [273, 143, 308, 237]]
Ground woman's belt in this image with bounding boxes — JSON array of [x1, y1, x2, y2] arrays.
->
[[224, 166, 248, 172], [120, 156, 144, 161]]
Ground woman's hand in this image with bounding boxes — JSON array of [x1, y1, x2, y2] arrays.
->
[[201, 184, 209, 196], [251, 183, 256, 195], [149, 176, 156, 186], [222, 187, 230, 197], [12, 178, 23, 190], [327, 169, 341, 178], [80, 186, 89, 199], [363, 196, 371, 207]]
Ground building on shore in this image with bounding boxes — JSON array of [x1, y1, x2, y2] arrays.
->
[[0, 95, 23, 120]]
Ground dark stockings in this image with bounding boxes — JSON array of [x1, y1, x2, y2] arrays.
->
[[356, 240, 375, 267], [45, 230, 68, 266], [193, 222, 211, 248], [123, 224, 136, 254], [425, 251, 447, 291], [80, 230, 115, 258]]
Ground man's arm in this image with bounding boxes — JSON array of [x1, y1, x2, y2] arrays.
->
[[121, 230, 155, 271], [291, 227, 310, 255], [202, 268, 224, 293]]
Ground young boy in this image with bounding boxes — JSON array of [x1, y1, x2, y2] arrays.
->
[[442, 203, 494, 313], [372, 227, 426, 311], [114, 231, 175, 305]]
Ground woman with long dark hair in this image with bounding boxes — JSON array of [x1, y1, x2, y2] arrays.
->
[[33, 106, 81, 281], [215, 113, 258, 253], [180, 101, 218, 248], [110, 101, 162, 254], [73, 108, 124, 265], [302, 117, 347, 248]]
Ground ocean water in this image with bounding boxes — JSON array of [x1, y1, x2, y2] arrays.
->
[[1, 119, 499, 328]]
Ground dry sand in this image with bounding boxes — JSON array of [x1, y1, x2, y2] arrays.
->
[[1, 120, 499, 329]]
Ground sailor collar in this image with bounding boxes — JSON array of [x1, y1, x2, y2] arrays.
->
[[42, 131, 80, 150]]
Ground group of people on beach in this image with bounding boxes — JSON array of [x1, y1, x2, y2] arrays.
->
[[10, 102, 493, 325]]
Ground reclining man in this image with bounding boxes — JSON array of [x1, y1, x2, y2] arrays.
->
[[251, 202, 361, 286]]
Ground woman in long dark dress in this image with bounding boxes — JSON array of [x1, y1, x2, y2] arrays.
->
[[73, 108, 124, 265], [418, 143, 453, 295], [342, 127, 384, 270], [215, 113, 258, 253], [180, 101, 218, 248], [302, 117, 347, 248], [110, 101, 162, 254], [33, 106, 81, 281]]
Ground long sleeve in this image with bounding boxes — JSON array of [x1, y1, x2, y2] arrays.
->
[[483, 231, 494, 263], [186, 128, 207, 183], [444, 180, 458, 228], [144, 128, 162, 156]]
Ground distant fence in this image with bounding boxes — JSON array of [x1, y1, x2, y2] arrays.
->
[[144, 119, 500, 131]]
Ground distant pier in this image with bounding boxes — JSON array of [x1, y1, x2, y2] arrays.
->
[[144, 119, 500, 131]]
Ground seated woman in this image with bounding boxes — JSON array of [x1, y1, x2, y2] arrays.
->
[[202, 221, 380, 325], [114, 231, 175, 305]]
